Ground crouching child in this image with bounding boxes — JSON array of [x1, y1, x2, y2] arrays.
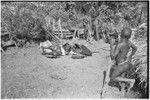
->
[[109, 27, 137, 92]]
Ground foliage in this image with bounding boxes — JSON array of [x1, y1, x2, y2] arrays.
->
[[132, 40, 147, 91], [1, 2, 147, 36], [1, 1, 148, 95]]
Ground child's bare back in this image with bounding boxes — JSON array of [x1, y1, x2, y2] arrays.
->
[[115, 42, 130, 64], [115, 40, 136, 65], [111, 41, 136, 78]]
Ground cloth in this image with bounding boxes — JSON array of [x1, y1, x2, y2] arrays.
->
[[40, 40, 52, 49], [69, 50, 77, 55], [72, 43, 82, 54], [62, 43, 72, 55], [43, 48, 52, 54], [60, 45, 65, 56], [71, 54, 85, 59], [80, 45, 92, 56], [71, 43, 92, 56]]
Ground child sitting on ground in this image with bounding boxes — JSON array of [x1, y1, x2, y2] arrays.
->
[[109, 27, 137, 91]]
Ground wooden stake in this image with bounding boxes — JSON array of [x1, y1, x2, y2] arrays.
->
[[100, 56, 112, 98]]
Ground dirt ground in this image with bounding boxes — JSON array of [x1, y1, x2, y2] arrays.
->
[[1, 39, 127, 98]]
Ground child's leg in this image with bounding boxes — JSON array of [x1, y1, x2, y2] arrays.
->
[[115, 77, 135, 89], [109, 65, 117, 78], [110, 63, 135, 91], [110, 62, 129, 80]]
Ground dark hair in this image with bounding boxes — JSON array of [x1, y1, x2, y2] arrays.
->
[[121, 27, 132, 39]]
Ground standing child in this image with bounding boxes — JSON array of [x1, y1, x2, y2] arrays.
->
[[109, 27, 137, 91]]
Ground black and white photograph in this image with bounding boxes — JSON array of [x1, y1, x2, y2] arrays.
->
[[1, 1, 149, 99]]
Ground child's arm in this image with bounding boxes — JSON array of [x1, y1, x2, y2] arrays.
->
[[128, 41, 137, 62], [109, 37, 114, 59], [110, 38, 121, 60]]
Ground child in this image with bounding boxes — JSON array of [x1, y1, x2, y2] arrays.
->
[[109, 27, 137, 91]]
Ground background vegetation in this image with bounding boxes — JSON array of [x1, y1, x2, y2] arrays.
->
[[1, 1, 148, 97]]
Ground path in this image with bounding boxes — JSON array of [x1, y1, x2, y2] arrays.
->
[[1, 40, 124, 98]]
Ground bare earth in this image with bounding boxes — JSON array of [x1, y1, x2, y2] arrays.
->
[[1, 40, 125, 98]]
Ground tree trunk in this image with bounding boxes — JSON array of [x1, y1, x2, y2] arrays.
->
[[45, 16, 51, 28], [96, 25, 99, 41], [94, 19, 99, 41], [58, 18, 62, 39]]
